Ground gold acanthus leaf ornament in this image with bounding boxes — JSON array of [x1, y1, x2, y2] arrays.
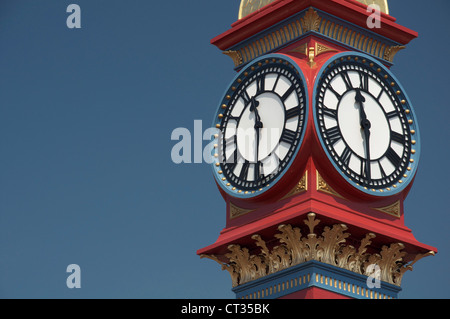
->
[[384, 45, 405, 63], [201, 213, 434, 287], [223, 50, 243, 68], [300, 8, 321, 32]]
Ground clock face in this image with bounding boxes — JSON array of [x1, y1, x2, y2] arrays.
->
[[314, 53, 420, 196], [212, 55, 308, 198]]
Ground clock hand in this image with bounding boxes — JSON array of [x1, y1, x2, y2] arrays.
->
[[250, 97, 263, 172], [250, 97, 263, 129], [355, 88, 371, 179]]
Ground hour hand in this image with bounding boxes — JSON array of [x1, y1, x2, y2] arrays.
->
[[250, 97, 259, 112], [250, 97, 263, 129], [355, 88, 366, 103]]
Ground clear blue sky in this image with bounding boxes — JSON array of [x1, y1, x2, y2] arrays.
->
[[0, 0, 448, 299]]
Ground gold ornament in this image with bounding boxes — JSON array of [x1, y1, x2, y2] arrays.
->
[[201, 213, 434, 288]]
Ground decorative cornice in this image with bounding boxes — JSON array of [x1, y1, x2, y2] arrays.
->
[[223, 7, 403, 69], [201, 213, 434, 288]]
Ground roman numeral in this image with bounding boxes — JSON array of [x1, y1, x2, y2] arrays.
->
[[360, 160, 370, 179], [322, 107, 337, 119], [224, 135, 237, 148], [385, 147, 402, 168], [386, 111, 398, 120], [359, 71, 369, 91], [391, 131, 405, 144], [378, 161, 387, 179], [280, 129, 297, 144], [281, 85, 295, 102], [227, 116, 240, 122], [254, 162, 263, 182], [241, 90, 251, 105], [341, 72, 353, 90], [256, 75, 265, 94], [340, 146, 352, 166], [327, 84, 341, 99], [239, 161, 250, 180], [326, 126, 342, 145], [270, 73, 281, 92], [286, 107, 301, 120]]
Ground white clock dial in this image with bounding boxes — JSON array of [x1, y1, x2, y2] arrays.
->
[[213, 56, 307, 195], [315, 54, 419, 194]]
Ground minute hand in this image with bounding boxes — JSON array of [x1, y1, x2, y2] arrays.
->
[[355, 89, 371, 179]]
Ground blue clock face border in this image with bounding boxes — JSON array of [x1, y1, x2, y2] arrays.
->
[[313, 52, 421, 197], [211, 54, 309, 199]]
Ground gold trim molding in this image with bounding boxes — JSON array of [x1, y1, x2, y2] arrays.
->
[[201, 213, 434, 288]]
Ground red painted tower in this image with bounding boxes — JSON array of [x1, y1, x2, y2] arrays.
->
[[198, 0, 437, 299]]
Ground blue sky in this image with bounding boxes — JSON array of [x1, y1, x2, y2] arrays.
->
[[0, 0, 448, 299]]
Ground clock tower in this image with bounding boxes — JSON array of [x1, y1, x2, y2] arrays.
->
[[197, 0, 437, 299]]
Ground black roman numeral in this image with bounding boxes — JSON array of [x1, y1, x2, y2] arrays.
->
[[322, 107, 337, 119], [327, 84, 341, 99], [239, 161, 250, 180], [227, 116, 240, 122], [386, 111, 398, 120], [326, 126, 342, 145], [360, 160, 371, 179], [391, 131, 405, 144], [340, 146, 352, 166], [272, 74, 281, 92], [286, 107, 301, 120], [359, 71, 369, 91], [256, 75, 265, 94], [281, 85, 295, 102], [254, 162, 263, 182], [241, 90, 251, 105], [378, 161, 387, 179], [280, 129, 297, 144], [341, 72, 353, 90], [224, 135, 236, 148], [385, 148, 402, 167]]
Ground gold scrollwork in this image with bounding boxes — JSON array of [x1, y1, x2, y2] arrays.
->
[[281, 170, 308, 200], [374, 201, 401, 218], [230, 202, 254, 219], [316, 170, 345, 199], [201, 213, 434, 288]]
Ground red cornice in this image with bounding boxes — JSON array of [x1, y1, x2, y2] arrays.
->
[[212, 0, 418, 51]]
